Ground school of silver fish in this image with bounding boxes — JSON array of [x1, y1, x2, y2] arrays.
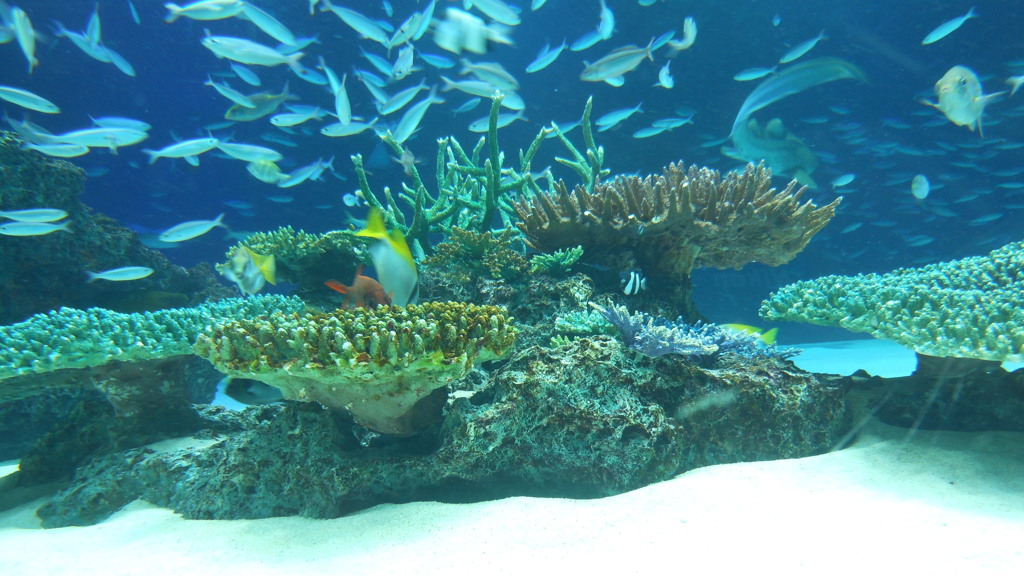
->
[[0, 0, 1021, 280]]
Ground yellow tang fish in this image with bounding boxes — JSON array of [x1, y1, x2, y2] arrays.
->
[[921, 65, 1004, 138]]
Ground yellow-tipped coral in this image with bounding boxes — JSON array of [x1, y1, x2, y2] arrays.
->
[[194, 302, 517, 435]]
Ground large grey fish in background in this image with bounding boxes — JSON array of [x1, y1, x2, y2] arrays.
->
[[723, 118, 819, 189]]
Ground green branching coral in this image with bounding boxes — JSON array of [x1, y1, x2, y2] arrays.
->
[[423, 227, 528, 282], [194, 302, 518, 435], [760, 240, 1024, 362], [530, 245, 584, 277], [352, 96, 605, 257], [0, 295, 306, 381]]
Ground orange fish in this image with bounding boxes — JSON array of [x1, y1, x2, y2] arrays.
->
[[324, 265, 391, 308]]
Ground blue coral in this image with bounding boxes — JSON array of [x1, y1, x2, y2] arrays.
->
[[592, 304, 796, 361]]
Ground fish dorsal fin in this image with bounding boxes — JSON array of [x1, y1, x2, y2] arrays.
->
[[357, 208, 416, 269], [356, 207, 389, 240]]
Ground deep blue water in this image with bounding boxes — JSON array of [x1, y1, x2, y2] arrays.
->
[[2, 0, 1022, 342]]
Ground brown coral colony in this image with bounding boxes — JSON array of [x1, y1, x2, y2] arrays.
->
[[514, 161, 840, 278]]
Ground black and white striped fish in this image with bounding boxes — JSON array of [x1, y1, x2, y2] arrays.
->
[[621, 270, 647, 295]]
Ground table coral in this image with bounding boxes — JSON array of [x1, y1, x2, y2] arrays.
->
[[0, 295, 306, 386], [514, 161, 839, 319], [194, 302, 518, 435], [759, 240, 1024, 362]]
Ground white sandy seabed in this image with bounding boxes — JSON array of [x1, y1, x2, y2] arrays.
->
[[1, 339, 1022, 575]]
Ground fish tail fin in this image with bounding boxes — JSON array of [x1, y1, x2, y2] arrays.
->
[[324, 279, 348, 294], [142, 149, 158, 164], [86, 271, 98, 283], [164, 6, 181, 24], [760, 327, 779, 345]]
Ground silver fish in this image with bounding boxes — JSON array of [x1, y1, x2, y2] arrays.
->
[[921, 65, 1004, 137], [731, 58, 866, 136], [0, 85, 59, 113], [580, 41, 654, 83], [0, 208, 68, 222], [922, 7, 977, 45], [0, 220, 70, 236], [86, 266, 154, 282], [158, 213, 226, 242]]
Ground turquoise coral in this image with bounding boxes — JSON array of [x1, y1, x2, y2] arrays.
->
[[760, 240, 1024, 362], [0, 295, 306, 381]]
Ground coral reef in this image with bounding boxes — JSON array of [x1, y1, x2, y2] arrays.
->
[[593, 303, 797, 361], [13, 356, 223, 486], [0, 294, 305, 386], [194, 302, 518, 435], [0, 132, 230, 324], [529, 245, 583, 277], [514, 161, 840, 320], [222, 227, 369, 298], [421, 226, 528, 291], [759, 240, 1024, 362], [36, 336, 847, 527]]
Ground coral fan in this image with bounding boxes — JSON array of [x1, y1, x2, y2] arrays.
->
[[194, 302, 517, 435], [760, 240, 1024, 362], [514, 161, 839, 319]]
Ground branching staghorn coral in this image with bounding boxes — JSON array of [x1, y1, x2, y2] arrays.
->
[[194, 302, 518, 435], [760, 240, 1024, 362], [352, 97, 606, 257]]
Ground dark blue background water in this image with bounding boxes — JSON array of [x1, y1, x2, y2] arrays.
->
[[3, 0, 1022, 342]]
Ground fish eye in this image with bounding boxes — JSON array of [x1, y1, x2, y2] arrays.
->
[[959, 78, 968, 88]]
